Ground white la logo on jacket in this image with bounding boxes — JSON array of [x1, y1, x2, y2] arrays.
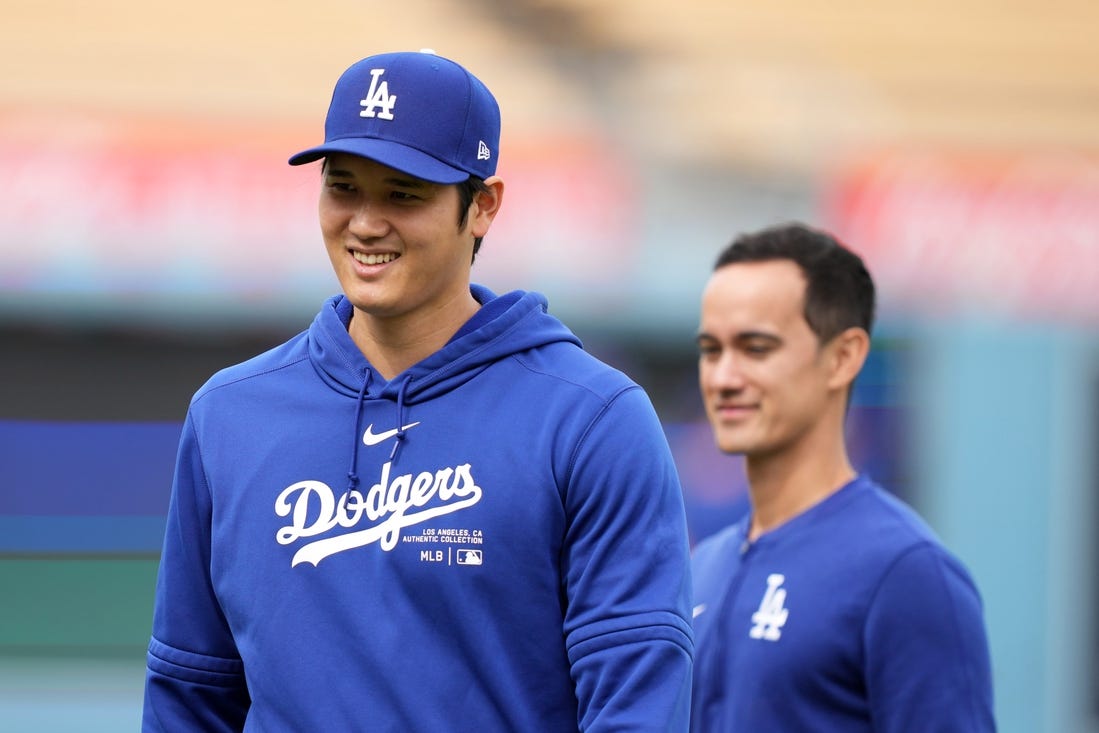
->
[[275, 460, 483, 567], [749, 573, 789, 641], [360, 68, 397, 120]]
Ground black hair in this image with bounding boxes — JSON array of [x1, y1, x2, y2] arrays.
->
[[714, 222, 876, 343]]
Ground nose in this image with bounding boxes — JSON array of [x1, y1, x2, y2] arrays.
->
[[348, 198, 389, 239], [704, 351, 747, 394]]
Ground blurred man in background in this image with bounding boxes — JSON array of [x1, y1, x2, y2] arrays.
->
[[690, 222, 994, 731], [143, 49, 693, 731]]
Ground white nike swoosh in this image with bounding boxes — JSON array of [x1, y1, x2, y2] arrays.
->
[[693, 604, 707, 618], [362, 421, 421, 446]]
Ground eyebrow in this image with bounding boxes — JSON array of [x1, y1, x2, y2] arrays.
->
[[735, 331, 781, 343], [325, 168, 429, 189], [695, 330, 782, 345]]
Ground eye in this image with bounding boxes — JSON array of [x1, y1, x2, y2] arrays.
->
[[389, 190, 422, 202], [742, 340, 774, 357], [697, 341, 721, 358], [325, 180, 355, 194]]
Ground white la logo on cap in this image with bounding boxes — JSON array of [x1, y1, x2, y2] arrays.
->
[[360, 68, 397, 120]]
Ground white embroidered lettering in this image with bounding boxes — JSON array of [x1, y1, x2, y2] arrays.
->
[[360, 68, 397, 120], [275, 481, 339, 543], [336, 490, 365, 528], [749, 573, 789, 641], [274, 462, 483, 566]]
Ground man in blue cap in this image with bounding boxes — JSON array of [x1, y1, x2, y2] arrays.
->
[[143, 50, 694, 731]]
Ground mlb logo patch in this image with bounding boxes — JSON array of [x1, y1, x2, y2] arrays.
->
[[456, 549, 482, 565]]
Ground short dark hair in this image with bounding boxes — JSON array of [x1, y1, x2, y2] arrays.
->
[[457, 176, 492, 263], [714, 222, 875, 343]]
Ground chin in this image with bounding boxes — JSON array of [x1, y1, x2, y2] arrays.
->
[[342, 286, 394, 314], [714, 434, 753, 456], [716, 423, 779, 456]]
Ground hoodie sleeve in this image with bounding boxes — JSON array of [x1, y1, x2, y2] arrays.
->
[[143, 412, 251, 732], [560, 385, 694, 732], [863, 543, 996, 733]]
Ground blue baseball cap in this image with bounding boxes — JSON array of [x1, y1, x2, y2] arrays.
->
[[288, 50, 501, 184]]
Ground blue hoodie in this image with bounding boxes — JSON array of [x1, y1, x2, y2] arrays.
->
[[143, 286, 694, 732]]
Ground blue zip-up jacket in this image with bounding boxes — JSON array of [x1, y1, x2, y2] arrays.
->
[[143, 286, 694, 732], [690, 475, 994, 732]]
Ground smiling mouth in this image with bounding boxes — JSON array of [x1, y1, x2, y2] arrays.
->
[[716, 404, 757, 417], [352, 251, 399, 265]]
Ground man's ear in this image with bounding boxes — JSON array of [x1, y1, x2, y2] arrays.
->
[[469, 176, 504, 238], [827, 327, 870, 392]]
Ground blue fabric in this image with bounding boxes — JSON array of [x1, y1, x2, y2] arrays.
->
[[143, 286, 693, 732], [690, 475, 995, 732]]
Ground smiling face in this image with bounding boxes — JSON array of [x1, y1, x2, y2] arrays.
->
[[318, 153, 498, 325], [697, 259, 840, 460]]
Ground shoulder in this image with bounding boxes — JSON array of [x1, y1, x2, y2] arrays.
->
[[467, 286, 642, 404], [802, 479, 979, 598], [839, 481, 983, 608], [192, 330, 311, 406], [512, 340, 638, 398], [839, 479, 946, 552]]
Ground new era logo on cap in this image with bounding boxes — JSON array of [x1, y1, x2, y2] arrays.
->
[[288, 50, 501, 184]]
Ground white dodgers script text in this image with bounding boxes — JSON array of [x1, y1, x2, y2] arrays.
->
[[275, 461, 483, 566]]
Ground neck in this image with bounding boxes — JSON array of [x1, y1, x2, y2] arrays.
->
[[348, 291, 481, 380], [744, 418, 855, 542]]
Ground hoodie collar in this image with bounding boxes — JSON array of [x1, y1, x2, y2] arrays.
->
[[308, 285, 581, 403]]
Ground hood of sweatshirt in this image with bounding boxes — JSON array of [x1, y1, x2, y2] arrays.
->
[[309, 284, 580, 400], [307, 284, 582, 488]]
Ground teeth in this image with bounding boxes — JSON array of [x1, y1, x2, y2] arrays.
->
[[352, 251, 398, 265]]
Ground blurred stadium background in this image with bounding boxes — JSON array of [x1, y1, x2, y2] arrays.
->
[[2, 1, 1098, 730]]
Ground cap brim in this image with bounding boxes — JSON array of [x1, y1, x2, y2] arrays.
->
[[287, 138, 471, 184]]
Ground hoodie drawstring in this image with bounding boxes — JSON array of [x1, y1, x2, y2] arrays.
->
[[390, 377, 413, 462], [346, 371, 373, 495]]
